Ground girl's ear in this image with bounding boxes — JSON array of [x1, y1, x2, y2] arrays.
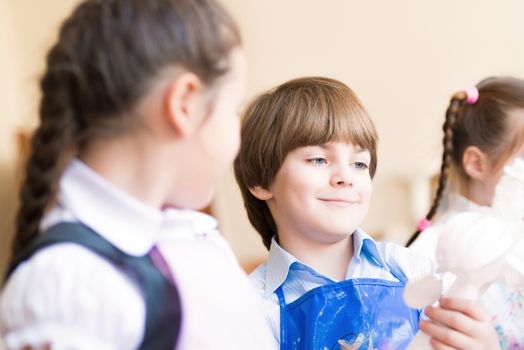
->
[[462, 146, 490, 180], [164, 72, 204, 137], [249, 186, 274, 201]]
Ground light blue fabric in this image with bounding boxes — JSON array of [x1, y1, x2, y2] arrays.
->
[[249, 229, 433, 348]]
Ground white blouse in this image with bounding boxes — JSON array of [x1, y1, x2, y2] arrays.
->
[[0, 159, 273, 350], [411, 194, 524, 349]]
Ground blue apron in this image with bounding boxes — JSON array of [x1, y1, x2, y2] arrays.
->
[[276, 262, 420, 350]]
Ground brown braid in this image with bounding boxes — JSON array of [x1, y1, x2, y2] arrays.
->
[[12, 0, 241, 258], [406, 92, 467, 247], [407, 77, 524, 247], [13, 17, 88, 256]]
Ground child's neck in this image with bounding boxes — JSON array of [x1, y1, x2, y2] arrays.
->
[[460, 181, 493, 207], [79, 134, 176, 210], [280, 235, 354, 282]]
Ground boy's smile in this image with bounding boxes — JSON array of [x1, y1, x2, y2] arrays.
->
[[252, 142, 372, 247], [318, 198, 358, 207]]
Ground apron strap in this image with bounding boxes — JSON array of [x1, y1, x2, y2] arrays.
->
[[275, 285, 286, 306], [385, 260, 408, 284], [275, 285, 289, 347]]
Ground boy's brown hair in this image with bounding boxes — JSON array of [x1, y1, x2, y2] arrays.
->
[[234, 77, 378, 249]]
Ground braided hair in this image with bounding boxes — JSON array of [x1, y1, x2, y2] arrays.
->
[[406, 92, 467, 246], [406, 77, 524, 247], [13, 0, 241, 257]]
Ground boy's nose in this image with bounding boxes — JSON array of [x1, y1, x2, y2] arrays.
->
[[330, 167, 353, 187]]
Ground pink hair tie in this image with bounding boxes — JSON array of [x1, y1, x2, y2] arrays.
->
[[465, 86, 479, 104], [417, 218, 431, 231]]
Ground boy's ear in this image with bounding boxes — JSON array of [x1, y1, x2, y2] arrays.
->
[[462, 146, 489, 180], [164, 72, 203, 137], [249, 186, 274, 201]]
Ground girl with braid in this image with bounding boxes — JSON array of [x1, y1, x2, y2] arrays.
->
[[406, 77, 524, 349], [0, 0, 272, 349]]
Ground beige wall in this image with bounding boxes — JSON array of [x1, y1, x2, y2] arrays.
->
[[0, 0, 24, 278], [1, 1, 524, 273]]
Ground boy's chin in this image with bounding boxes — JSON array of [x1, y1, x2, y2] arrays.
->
[[327, 223, 360, 236], [318, 230, 357, 244]]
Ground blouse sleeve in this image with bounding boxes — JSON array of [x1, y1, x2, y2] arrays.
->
[[408, 226, 441, 264], [0, 244, 145, 350], [506, 239, 524, 284]]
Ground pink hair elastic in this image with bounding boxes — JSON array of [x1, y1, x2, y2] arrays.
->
[[417, 218, 431, 231], [465, 86, 479, 104]]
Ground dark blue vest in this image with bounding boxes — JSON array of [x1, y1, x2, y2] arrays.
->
[[6, 222, 181, 350]]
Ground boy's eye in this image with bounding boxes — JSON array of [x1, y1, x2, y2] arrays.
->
[[352, 161, 368, 169], [308, 158, 327, 165]]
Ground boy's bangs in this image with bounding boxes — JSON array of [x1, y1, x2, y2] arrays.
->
[[283, 107, 376, 155]]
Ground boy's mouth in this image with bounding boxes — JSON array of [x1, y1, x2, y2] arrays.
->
[[318, 198, 358, 205]]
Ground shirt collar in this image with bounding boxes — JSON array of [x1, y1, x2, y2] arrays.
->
[[264, 238, 298, 295], [352, 229, 386, 268], [264, 229, 387, 295], [448, 193, 491, 214], [41, 159, 218, 256]]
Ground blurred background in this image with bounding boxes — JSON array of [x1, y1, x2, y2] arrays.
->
[[1, 0, 524, 276]]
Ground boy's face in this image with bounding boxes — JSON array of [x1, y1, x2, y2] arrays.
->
[[253, 142, 372, 246]]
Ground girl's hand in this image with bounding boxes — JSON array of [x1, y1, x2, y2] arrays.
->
[[420, 297, 501, 350]]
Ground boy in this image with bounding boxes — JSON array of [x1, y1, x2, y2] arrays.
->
[[234, 77, 500, 350]]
